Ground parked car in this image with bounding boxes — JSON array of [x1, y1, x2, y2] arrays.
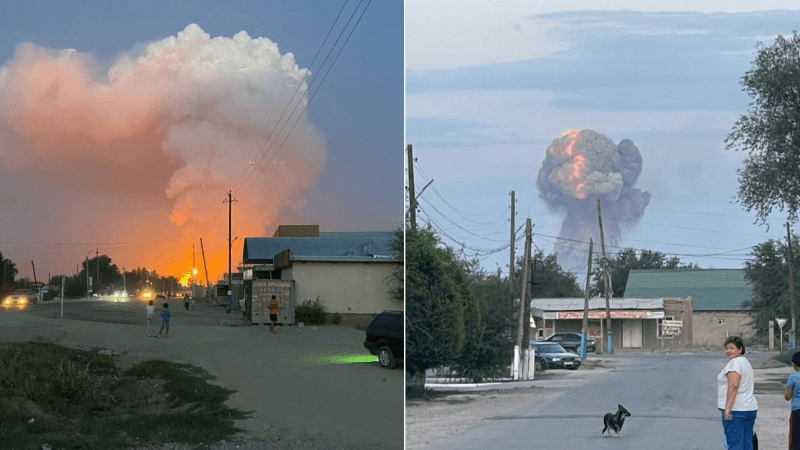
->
[[363, 310, 404, 369], [540, 332, 596, 353], [2, 289, 38, 307], [530, 341, 581, 371]]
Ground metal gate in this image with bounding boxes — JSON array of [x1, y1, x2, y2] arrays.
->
[[622, 319, 643, 348]]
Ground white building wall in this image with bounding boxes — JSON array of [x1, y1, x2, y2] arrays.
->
[[282, 261, 402, 314]]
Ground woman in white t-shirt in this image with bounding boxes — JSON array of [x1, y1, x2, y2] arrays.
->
[[717, 335, 757, 450]]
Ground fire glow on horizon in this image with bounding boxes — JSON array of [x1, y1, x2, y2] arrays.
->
[[0, 24, 327, 280]]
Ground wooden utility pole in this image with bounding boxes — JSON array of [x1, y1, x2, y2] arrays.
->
[[509, 190, 516, 296], [516, 219, 533, 371], [788, 222, 796, 350], [200, 238, 211, 298], [407, 144, 416, 231], [581, 239, 593, 359], [224, 191, 238, 309], [597, 199, 613, 354], [31, 261, 38, 292]]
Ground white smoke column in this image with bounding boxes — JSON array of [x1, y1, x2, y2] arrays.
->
[[536, 129, 650, 272], [0, 24, 326, 279]]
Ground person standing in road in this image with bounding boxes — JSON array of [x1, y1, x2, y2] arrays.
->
[[146, 300, 156, 337], [718, 335, 758, 450], [268, 295, 279, 334], [157, 302, 171, 338], [785, 351, 800, 449], [184, 294, 190, 311]]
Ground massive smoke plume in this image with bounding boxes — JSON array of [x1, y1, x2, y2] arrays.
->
[[0, 24, 326, 281], [536, 129, 650, 272]]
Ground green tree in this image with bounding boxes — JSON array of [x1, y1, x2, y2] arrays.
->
[[0, 252, 19, 296], [389, 227, 404, 302], [526, 251, 583, 298], [591, 248, 697, 297], [405, 226, 475, 394], [742, 237, 800, 336], [725, 32, 800, 224]]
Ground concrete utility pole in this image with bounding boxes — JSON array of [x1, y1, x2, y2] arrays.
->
[[509, 190, 516, 297], [96, 249, 100, 292], [86, 253, 90, 299], [224, 191, 237, 311], [407, 144, 416, 231], [516, 219, 533, 378], [597, 199, 613, 354], [788, 222, 796, 350], [581, 239, 593, 359], [31, 261, 38, 292]]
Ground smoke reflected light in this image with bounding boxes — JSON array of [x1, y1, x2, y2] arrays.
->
[[536, 129, 651, 271]]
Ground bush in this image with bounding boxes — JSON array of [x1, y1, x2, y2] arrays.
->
[[295, 298, 326, 325], [331, 313, 342, 324]]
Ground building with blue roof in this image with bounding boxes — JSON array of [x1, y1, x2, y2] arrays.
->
[[238, 225, 402, 327]]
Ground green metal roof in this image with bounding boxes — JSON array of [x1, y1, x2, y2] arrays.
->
[[623, 269, 753, 311]]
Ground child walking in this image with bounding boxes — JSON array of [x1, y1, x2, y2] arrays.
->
[[146, 300, 156, 336], [157, 302, 171, 338], [785, 351, 800, 449]]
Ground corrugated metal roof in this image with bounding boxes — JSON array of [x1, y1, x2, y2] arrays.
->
[[243, 231, 398, 263], [531, 297, 664, 311], [623, 269, 752, 311]]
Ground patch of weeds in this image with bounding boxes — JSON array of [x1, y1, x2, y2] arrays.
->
[[295, 298, 326, 324], [0, 342, 247, 449], [331, 312, 342, 324]]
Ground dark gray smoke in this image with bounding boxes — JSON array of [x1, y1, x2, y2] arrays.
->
[[536, 129, 650, 271]]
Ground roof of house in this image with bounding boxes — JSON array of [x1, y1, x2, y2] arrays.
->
[[531, 297, 664, 312], [243, 231, 399, 263], [623, 269, 752, 311]]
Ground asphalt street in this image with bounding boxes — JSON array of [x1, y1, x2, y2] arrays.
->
[[429, 353, 740, 450]]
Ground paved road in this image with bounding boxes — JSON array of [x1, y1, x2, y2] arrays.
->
[[429, 353, 736, 450], [0, 298, 404, 449]]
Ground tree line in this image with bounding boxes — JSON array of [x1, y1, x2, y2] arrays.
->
[[0, 251, 182, 299]]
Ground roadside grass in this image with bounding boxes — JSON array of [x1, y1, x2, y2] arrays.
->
[[0, 341, 247, 449]]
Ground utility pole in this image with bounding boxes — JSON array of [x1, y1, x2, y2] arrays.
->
[[200, 238, 211, 300], [581, 239, 593, 359], [224, 191, 237, 311], [31, 261, 38, 292], [96, 249, 100, 293], [597, 199, 613, 354], [86, 254, 90, 299], [407, 144, 416, 231], [515, 219, 532, 379], [509, 190, 516, 297], [789, 222, 796, 350], [192, 243, 196, 290]]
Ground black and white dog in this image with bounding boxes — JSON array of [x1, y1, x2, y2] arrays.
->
[[602, 404, 631, 437]]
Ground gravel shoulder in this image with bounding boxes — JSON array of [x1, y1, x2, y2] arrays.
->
[[0, 299, 403, 450]]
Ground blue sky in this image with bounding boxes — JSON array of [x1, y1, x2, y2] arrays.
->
[[0, 0, 401, 280], [406, 1, 800, 278]]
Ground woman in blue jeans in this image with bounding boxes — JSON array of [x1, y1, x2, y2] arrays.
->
[[717, 336, 757, 449]]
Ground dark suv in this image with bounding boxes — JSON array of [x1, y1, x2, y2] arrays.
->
[[364, 310, 404, 369]]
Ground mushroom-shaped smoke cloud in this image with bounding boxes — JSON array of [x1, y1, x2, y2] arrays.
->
[[0, 24, 326, 280], [536, 129, 650, 271]]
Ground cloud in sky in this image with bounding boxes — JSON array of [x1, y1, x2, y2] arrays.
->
[[0, 24, 326, 281]]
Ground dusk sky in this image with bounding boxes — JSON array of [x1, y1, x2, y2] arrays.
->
[[406, 1, 800, 280], [0, 1, 402, 283]]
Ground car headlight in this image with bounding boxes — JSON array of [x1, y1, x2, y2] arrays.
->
[[552, 357, 561, 362]]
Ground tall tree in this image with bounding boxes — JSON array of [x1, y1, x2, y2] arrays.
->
[[743, 237, 800, 336], [405, 226, 475, 394], [591, 248, 697, 297], [526, 251, 583, 298], [725, 32, 800, 224]]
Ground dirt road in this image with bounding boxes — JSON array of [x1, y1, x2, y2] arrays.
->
[[0, 299, 403, 450]]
